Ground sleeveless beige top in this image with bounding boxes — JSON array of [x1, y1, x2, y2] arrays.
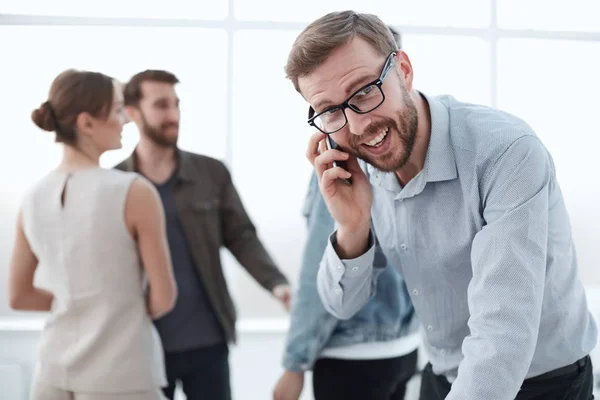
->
[[21, 168, 166, 392]]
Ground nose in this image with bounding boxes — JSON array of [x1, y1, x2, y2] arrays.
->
[[345, 109, 372, 136], [167, 107, 180, 123]]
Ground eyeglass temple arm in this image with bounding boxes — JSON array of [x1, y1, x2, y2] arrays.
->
[[380, 53, 397, 81]]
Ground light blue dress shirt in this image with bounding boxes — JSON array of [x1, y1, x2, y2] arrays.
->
[[317, 93, 597, 399]]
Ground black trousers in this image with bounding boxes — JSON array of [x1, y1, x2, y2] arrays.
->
[[419, 355, 594, 400], [162, 342, 231, 400], [313, 349, 418, 400]]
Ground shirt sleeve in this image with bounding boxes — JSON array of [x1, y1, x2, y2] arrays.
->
[[447, 136, 553, 399], [317, 229, 387, 320]]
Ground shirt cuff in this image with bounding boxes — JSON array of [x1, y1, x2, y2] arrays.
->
[[282, 356, 311, 373], [326, 229, 376, 280]]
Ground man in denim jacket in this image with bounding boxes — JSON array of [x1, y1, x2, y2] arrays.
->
[[273, 171, 420, 400]]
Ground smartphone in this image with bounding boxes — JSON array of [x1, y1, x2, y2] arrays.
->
[[325, 135, 352, 185], [309, 106, 352, 185]]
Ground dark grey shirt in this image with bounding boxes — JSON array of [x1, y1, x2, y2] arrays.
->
[[152, 173, 225, 353]]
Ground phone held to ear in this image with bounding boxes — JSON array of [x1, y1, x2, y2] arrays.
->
[[309, 105, 352, 185], [326, 135, 352, 186]]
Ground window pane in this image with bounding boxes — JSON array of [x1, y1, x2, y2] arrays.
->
[[0, 0, 227, 19], [498, 0, 600, 32], [232, 29, 312, 318], [0, 26, 227, 317], [235, 0, 490, 27], [404, 34, 491, 106], [498, 39, 600, 284]]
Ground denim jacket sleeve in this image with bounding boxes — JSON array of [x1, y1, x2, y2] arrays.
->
[[282, 173, 340, 372]]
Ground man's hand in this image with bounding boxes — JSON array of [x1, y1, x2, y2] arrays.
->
[[272, 284, 292, 311], [273, 370, 304, 400], [307, 132, 372, 259]]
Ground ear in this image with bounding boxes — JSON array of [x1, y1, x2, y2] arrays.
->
[[396, 50, 414, 92], [125, 105, 140, 124], [75, 112, 95, 137]]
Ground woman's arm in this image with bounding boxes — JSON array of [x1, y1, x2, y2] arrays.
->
[[125, 177, 177, 319], [8, 210, 53, 311]]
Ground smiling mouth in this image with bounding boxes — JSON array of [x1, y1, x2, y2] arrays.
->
[[363, 127, 389, 148]]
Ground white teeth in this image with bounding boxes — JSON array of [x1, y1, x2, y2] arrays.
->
[[366, 127, 389, 147]]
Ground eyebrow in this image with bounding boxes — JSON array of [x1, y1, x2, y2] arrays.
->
[[313, 74, 379, 112], [152, 96, 180, 105]]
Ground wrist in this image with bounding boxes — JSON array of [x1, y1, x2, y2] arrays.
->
[[336, 222, 370, 259], [338, 218, 370, 237]]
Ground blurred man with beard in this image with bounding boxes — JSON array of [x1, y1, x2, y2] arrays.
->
[[115, 70, 291, 400]]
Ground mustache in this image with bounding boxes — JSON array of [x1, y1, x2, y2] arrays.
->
[[161, 122, 179, 129], [349, 118, 398, 146]]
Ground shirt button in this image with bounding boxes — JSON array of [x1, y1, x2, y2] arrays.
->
[[352, 266, 359, 271], [337, 265, 343, 270], [412, 289, 419, 296], [427, 325, 433, 332], [441, 349, 446, 355], [334, 288, 342, 295], [400, 243, 407, 251]]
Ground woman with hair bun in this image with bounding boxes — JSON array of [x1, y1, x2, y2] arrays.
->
[[8, 69, 177, 400]]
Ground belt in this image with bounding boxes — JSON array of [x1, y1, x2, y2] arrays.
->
[[524, 356, 589, 383]]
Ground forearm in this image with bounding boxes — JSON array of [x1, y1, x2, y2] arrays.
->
[[283, 294, 338, 371], [283, 191, 342, 372], [146, 284, 177, 320], [221, 172, 288, 289], [449, 194, 547, 398], [447, 308, 540, 399], [448, 253, 544, 399], [10, 287, 53, 311], [317, 230, 382, 320], [283, 322, 335, 372], [228, 232, 288, 290]]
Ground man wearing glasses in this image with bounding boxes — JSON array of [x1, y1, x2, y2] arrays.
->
[[285, 10, 596, 400], [274, 28, 421, 400]]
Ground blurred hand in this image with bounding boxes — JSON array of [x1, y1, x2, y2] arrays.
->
[[272, 284, 292, 311], [273, 370, 304, 400]]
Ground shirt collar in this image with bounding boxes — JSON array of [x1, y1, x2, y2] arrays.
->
[[368, 92, 457, 195], [422, 92, 457, 184], [121, 147, 195, 183]]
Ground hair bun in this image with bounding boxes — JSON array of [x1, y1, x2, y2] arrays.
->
[[31, 101, 57, 132]]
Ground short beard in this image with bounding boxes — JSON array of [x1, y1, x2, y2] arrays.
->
[[139, 111, 178, 148], [347, 87, 418, 172]]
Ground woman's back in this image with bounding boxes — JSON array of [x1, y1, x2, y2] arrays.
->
[[21, 168, 166, 392]]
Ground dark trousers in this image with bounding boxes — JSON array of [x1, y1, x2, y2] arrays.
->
[[419, 355, 594, 400], [162, 342, 231, 400], [313, 349, 418, 400]]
